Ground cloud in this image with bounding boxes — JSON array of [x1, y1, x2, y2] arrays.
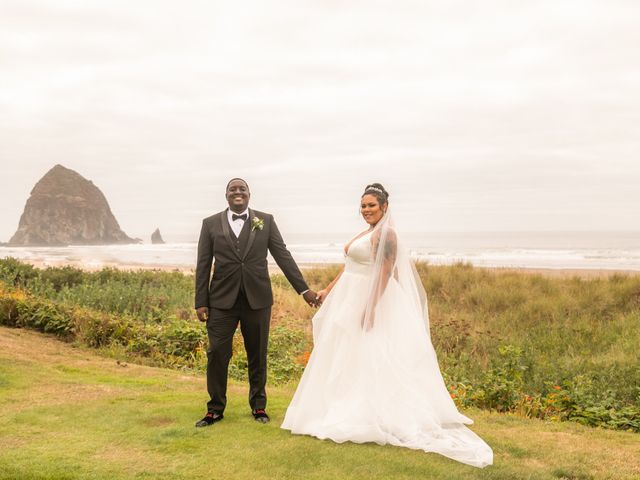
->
[[1, 0, 639, 241]]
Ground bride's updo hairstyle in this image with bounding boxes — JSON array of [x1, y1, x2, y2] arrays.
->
[[362, 183, 389, 207]]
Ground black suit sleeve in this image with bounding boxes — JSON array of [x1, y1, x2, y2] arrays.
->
[[267, 216, 309, 294], [195, 219, 213, 309]]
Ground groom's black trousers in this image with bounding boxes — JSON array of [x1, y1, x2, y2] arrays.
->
[[206, 290, 271, 414]]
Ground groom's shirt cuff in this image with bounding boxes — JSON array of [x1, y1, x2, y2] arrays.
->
[[301, 289, 309, 295]]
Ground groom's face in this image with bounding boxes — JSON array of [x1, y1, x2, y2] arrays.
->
[[226, 179, 250, 212]]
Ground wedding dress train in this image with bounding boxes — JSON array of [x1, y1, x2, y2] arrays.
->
[[281, 221, 493, 469]]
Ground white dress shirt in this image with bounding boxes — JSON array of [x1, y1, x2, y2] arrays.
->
[[227, 208, 249, 238]]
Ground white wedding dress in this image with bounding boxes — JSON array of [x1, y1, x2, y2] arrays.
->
[[281, 220, 493, 468]]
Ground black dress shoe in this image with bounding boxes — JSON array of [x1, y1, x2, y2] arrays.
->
[[252, 409, 270, 423], [195, 412, 223, 427]]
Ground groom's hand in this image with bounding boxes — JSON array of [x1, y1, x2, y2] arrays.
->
[[303, 290, 319, 307], [196, 307, 209, 322]]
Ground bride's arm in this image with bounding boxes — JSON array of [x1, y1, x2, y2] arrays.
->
[[373, 229, 398, 298], [362, 229, 397, 329], [316, 266, 345, 303]]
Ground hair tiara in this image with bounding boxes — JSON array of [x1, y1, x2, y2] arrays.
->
[[365, 186, 386, 195]]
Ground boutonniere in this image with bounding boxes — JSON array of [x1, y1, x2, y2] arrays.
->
[[251, 217, 264, 231]]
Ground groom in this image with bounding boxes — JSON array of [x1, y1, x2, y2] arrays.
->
[[194, 178, 317, 427]]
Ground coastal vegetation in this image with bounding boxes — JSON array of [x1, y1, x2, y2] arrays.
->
[[3, 327, 639, 479], [0, 258, 638, 433]]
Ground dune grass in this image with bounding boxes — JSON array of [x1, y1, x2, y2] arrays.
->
[[1, 259, 639, 432], [1, 326, 639, 480]]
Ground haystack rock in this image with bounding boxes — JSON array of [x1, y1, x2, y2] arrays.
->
[[151, 228, 165, 244], [9, 164, 139, 246]]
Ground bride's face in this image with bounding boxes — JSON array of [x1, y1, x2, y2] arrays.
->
[[361, 194, 386, 226]]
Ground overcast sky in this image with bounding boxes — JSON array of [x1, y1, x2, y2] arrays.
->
[[1, 0, 639, 242]]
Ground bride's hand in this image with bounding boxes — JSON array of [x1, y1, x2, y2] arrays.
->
[[316, 289, 329, 305], [360, 310, 375, 331]]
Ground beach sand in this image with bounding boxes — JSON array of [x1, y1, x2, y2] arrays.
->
[[481, 266, 639, 278], [18, 259, 640, 278]]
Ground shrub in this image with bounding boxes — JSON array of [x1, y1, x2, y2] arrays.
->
[[2, 259, 639, 431]]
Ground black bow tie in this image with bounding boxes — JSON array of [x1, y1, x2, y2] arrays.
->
[[232, 213, 248, 222]]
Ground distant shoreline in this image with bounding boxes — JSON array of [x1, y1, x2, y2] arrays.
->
[[12, 258, 640, 279]]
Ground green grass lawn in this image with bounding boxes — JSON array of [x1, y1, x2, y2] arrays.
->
[[2, 260, 639, 432], [1, 326, 638, 480]]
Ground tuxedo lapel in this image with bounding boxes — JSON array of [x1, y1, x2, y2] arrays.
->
[[220, 210, 242, 260], [242, 209, 257, 261]]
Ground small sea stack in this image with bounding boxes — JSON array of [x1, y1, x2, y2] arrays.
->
[[151, 228, 165, 244]]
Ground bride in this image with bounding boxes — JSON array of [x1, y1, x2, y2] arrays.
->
[[281, 183, 493, 468]]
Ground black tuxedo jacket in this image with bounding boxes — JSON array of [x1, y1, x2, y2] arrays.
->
[[195, 208, 308, 310]]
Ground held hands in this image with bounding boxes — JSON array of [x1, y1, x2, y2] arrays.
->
[[315, 289, 329, 305], [196, 307, 209, 322], [303, 290, 321, 308]]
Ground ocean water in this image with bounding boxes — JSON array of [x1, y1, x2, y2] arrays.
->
[[1, 231, 640, 271]]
